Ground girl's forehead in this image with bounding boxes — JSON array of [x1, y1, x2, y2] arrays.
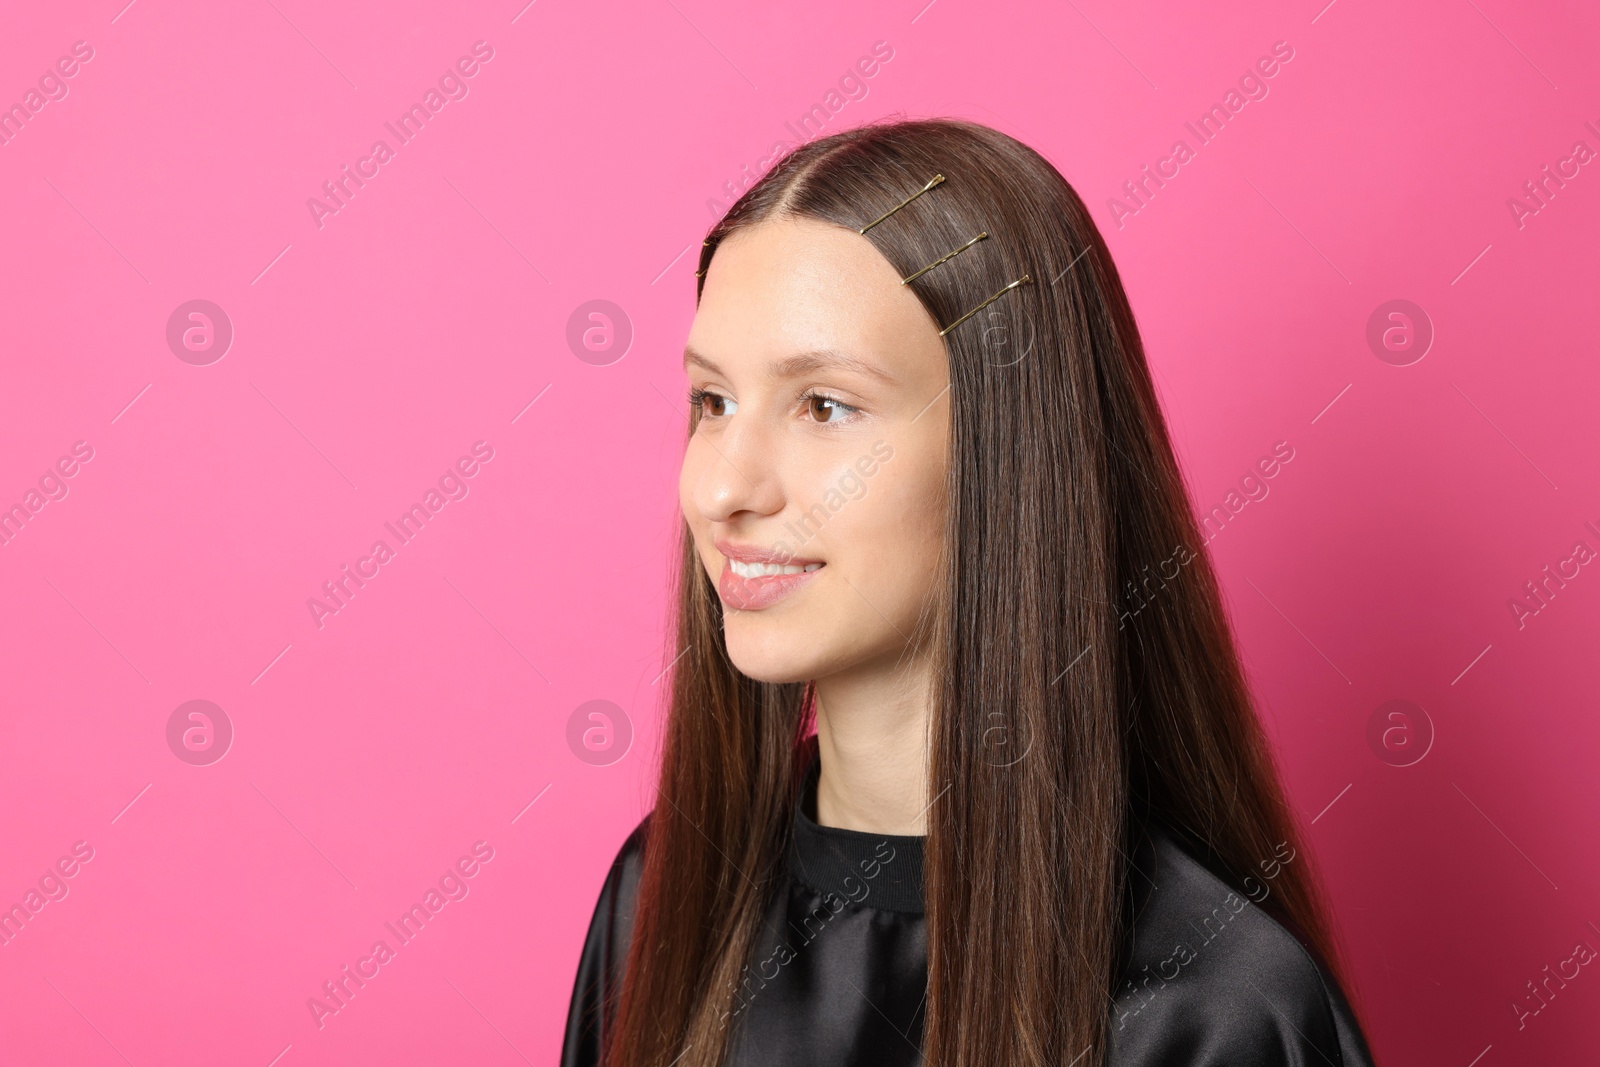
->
[[689, 219, 946, 383]]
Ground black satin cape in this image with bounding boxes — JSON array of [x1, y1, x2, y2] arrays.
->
[[561, 738, 1376, 1066]]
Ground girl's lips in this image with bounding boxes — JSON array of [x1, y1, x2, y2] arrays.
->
[[717, 561, 825, 610]]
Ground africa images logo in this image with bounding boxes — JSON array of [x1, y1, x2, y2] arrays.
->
[[305, 41, 496, 229], [306, 441, 496, 629], [1107, 39, 1296, 228], [0, 39, 95, 148], [305, 841, 496, 1029]]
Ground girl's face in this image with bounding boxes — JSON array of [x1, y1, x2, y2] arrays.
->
[[679, 216, 950, 685]]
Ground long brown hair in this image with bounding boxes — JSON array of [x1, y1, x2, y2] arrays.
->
[[605, 116, 1359, 1067]]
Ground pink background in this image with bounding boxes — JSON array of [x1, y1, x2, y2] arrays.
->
[[1, 0, 1597, 1063]]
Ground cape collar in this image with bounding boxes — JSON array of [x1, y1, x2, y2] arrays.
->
[[788, 736, 927, 915]]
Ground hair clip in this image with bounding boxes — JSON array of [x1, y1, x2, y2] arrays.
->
[[693, 238, 714, 279], [902, 231, 988, 285], [938, 274, 1032, 337], [858, 174, 946, 235]]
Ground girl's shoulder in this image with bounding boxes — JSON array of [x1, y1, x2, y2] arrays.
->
[[1112, 822, 1375, 1065], [560, 813, 653, 1067], [600, 811, 651, 921]]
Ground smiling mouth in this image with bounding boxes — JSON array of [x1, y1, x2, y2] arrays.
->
[[717, 559, 826, 610], [727, 560, 824, 579]]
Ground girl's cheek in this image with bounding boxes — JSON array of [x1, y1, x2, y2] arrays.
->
[[679, 445, 715, 516]]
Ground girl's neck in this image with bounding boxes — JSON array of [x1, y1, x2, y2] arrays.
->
[[810, 651, 934, 836]]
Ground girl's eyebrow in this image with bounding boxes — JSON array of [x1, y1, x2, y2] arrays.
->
[[683, 346, 897, 385]]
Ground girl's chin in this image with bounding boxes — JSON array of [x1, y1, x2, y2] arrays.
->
[[723, 625, 832, 686]]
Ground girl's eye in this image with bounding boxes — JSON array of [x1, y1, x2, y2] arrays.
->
[[803, 391, 857, 424], [689, 387, 736, 418]]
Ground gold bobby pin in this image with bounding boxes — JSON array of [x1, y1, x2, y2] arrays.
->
[[902, 231, 989, 285], [938, 275, 1033, 337], [693, 238, 713, 279], [858, 174, 946, 234]]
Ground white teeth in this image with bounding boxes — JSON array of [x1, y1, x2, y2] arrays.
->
[[729, 559, 824, 578]]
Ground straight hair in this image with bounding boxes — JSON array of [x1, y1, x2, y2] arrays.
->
[[603, 116, 1360, 1067]]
